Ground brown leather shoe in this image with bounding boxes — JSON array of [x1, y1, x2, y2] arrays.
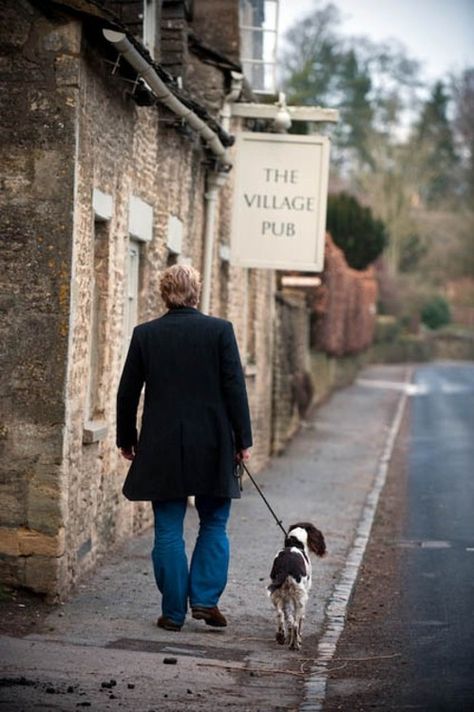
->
[[157, 616, 182, 632], [191, 606, 227, 627]]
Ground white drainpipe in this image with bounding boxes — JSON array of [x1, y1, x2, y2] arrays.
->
[[200, 171, 229, 314], [103, 29, 232, 315], [103, 29, 229, 161], [200, 74, 243, 314], [220, 71, 244, 133]]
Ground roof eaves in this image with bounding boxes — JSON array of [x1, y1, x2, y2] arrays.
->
[[39, 0, 234, 147], [188, 32, 242, 74]]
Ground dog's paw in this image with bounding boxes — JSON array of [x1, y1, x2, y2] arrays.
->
[[276, 631, 285, 645]]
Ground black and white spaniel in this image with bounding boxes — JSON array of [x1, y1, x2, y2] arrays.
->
[[268, 522, 326, 650]]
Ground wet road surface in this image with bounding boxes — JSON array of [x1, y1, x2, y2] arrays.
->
[[325, 362, 474, 711], [401, 363, 474, 710]]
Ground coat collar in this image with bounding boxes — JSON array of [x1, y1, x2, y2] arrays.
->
[[164, 306, 200, 316]]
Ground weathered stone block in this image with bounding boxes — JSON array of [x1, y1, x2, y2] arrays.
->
[[0, 148, 34, 197], [26, 482, 64, 535], [54, 54, 80, 87], [0, 481, 27, 527], [23, 555, 60, 595], [33, 150, 65, 199], [0, 555, 25, 588], [0, 527, 65, 557], [7, 423, 63, 463], [42, 21, 81, 55], [0, 528, 20, 556], [1, 2, 33, 48], [161, 39, 185, 53], [18, 527, 65, 557]]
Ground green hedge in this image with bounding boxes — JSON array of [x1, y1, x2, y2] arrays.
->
[[421, 296, 451, 330], [326, 192, 388, 270]]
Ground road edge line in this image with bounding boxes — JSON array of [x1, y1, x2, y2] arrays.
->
[[299, 368, 412, 711]]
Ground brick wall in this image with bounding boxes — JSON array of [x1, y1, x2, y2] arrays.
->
[[191, 0, 240, 64], [271, 234, 379, 453], [312, 234, 378, 357]]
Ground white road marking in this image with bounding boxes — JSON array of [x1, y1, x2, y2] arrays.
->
[[420, 540, 451, 549], [356, 378, 429, 396], [357, 377, 472, 396]]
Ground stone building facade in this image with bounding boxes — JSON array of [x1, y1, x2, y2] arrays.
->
[[0, 0, 275, 598], [0, 0, 378, 600]]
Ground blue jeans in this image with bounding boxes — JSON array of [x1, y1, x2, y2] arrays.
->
[[151, 496, 231, 626]]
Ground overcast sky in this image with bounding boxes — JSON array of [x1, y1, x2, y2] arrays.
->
[[278, 0, 474, 82]]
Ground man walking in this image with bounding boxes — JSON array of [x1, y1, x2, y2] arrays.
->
[[116, 264, 252, 631]]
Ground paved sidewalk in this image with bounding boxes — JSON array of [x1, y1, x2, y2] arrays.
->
[[0, 364, 408, 711]]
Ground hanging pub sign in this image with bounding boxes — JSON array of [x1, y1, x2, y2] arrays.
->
[[230, 132, 330, 272]]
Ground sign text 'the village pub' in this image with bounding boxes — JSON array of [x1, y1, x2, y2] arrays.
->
[[231, 132, 330, 272]]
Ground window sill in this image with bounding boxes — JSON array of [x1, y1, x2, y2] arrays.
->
[[245, 363, 258, 377], [83, 420, 108, 445]]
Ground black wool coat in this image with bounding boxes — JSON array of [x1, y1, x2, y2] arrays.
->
[[116, 307, 253, 501]]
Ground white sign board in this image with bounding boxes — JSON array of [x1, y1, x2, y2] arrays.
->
[[230, 132, 330, 272]]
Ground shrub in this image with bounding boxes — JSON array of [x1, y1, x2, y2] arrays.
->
[[326, 192, 388, 270], [421, 296, 451, 330], [374, 315, 401, 343]]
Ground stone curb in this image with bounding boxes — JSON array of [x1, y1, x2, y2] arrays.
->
[[299, 368, 411, 711]]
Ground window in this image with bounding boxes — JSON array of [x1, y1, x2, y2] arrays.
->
[[239, 0, 279, 94], [87, 219, 109, 420], [143, 0, 157, 58], [83, 197, 112, 445], [125, 239, 140, 344], [124, 195, 153, 349]]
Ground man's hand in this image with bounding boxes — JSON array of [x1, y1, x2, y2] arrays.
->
[[236, 448, 251, 463], [120, 447, 136, 461]]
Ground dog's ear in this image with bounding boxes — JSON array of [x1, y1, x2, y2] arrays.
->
[[289, 522, 326, 558]]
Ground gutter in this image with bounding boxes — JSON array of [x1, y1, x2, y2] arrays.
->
[[103, 29, 229, 164]]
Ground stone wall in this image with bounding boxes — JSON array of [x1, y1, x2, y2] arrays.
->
[[0, 1, 276, 598], [271, 291, 311, 454], [0, 3, 81, 594], [2, 1, 380, 600], [59, 28, 264, 593]]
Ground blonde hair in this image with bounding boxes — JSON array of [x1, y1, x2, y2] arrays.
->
[[160, 264, 201, 308]]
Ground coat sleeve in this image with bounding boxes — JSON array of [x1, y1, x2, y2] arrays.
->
[[219, 321, 253, 451], [116, 327, 145, 449]]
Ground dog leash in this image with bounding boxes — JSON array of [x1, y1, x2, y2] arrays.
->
[[236, 461, 288, 538]]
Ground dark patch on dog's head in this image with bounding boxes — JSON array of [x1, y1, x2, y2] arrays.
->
[[289, 522, 326, 558], [284, 534, 305, 551]]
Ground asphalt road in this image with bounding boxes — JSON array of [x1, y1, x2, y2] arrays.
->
[[401, 362, 474, 710], [325, 362, 474, 712]]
